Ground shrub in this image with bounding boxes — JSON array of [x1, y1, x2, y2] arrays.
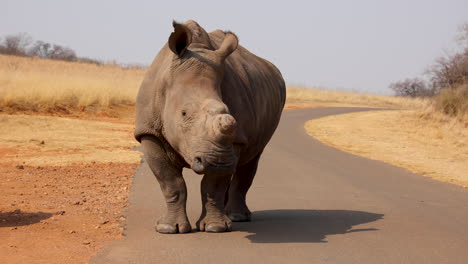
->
[[389, 78, 434, 97], [428, 50, 468, 92], [427, 22, 468, 92], [0, 33, 32, 56], [389, 22, 468, 98], [28, 41, 77, 62], [433, 84, 468, 118], [0, 34, 78, 62]]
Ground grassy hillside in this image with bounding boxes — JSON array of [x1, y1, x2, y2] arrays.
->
[[0, 54, 145, 110], [286, 86, 429, 109], [306, 109, 468, 187], [1, 54, 428, 113]]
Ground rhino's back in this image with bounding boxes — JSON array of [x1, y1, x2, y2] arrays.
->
[[209, 30, 286, 164]]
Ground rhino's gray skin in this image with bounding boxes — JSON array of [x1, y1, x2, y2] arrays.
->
[[135, 20, 286, 233]]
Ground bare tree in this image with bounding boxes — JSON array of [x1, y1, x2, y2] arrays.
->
[[428, 51, 468, 91], [1, 32, 100, 64], [389, 78, 434, 97], [0, 33, 32, 56], [426, 22, 468, 92], [28, 40, 77, 61], [28, 40, 52, 58], [48, 45, 77, 61]]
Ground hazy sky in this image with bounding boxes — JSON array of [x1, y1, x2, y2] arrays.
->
[[1, 0, 467, 94]]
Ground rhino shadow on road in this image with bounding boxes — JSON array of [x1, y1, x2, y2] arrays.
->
[[235, 209, 383, 243]]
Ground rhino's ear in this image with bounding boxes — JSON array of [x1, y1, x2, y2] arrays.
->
[[215, 32, 238, 60], [168, 21, 192, 57]]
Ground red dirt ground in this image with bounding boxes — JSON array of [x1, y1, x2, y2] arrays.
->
[[0, 107, 140, 263], [0, 163, 139, 264]]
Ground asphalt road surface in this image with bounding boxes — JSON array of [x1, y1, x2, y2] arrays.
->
[[92, 107, 468, 264]]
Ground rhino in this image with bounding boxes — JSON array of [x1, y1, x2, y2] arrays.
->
[[135, 20, 286, 233]]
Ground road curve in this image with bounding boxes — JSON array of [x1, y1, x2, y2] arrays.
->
[[92, 107, 468, 264]]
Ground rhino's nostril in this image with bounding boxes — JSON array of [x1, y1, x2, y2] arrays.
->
[[192, 156, 205, 175]]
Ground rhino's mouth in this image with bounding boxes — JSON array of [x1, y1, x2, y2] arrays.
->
[[191, 149, 237, 175]]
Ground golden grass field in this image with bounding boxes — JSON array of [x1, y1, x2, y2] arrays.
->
[[0, 114, 141, 166], [1, 54, 428, 111], [0, 54, 466, 188], [286, 86, 429, 109], [306, 110, 468, 187], [0, 54, 145, 110]]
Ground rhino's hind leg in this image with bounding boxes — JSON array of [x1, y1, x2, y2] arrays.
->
[[141, 135, 191, 234], [225, 153, 261, 222], [197, 173, 232, 232]]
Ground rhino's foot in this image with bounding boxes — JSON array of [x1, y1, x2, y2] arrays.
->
[[227, 211, 251, 222], [225, 201, 252, 222], [196, 214, 232, 233], [156, 216, 191, 234]]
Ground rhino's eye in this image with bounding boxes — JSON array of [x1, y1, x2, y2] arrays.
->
[[181, 110, 187, 117]]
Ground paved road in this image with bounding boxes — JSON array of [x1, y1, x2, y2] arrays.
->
[[92, 107, 468, 264]]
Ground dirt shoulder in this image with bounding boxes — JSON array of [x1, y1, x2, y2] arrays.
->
[[0, 110, 140, 166], [305, 110, 468, 187], [0, 110, 140, 263], [0, 163, 138, 264]]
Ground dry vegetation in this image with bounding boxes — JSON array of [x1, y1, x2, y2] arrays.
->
[[0, 54, 430, 114], [286, 86, 429, 109], [0, 54, 145, 111], [0, 113, 140, 166], [432, 84, 468, 122], [305, 110, 468, 187]]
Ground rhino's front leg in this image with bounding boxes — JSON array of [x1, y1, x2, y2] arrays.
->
[[197, 173, 232, 232], [141, 135, 191, 234], [225, 152, 261, 222]]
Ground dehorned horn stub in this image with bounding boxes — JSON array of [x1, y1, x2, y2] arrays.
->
[[218, 114, 237, 135]]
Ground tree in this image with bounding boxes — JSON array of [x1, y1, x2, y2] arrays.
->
[[427, 22, 468, 92], [389, 22, 468, 96], [29, 40, 77, 61], [0, 33, 32, 56], [28, 40, 52, 58], [389, 78, 434, 97], [48, 44, 77, 61]]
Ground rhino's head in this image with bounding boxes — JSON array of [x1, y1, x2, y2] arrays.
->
[[161, 22, 239, 175]]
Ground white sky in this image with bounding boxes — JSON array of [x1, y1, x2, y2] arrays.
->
[[1, 0, 467, 94]]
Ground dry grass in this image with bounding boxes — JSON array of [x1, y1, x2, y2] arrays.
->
[[286, 86, 429, 109], [0, 54, 432, 112], [0, 54, 145, 110], [432, 84, 468, 122], [305, 110, 468, 187], [0, 114, 141, 166]]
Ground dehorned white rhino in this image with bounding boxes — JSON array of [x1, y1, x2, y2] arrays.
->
[[135, 20, 286, 233]]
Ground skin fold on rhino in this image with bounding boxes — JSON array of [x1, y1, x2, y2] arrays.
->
[[134, 20, 286, 233]]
